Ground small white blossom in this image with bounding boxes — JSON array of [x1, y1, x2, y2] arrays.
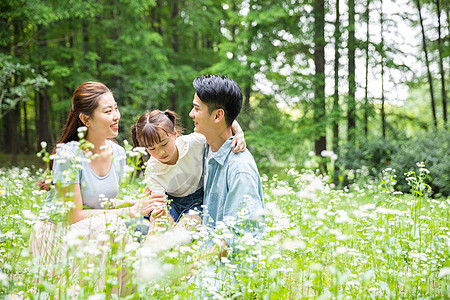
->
[[438, 267, 450, 278]]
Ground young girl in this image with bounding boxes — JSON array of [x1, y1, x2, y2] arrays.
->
[[131, 110, 245, 232]]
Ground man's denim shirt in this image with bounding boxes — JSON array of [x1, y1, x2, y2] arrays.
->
[[202, 137, 265, 251]]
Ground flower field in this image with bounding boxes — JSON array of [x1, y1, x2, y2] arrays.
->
[[0, 164, 449, 299]]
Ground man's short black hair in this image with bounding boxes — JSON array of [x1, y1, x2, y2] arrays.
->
[[193, 75, 243, 127]]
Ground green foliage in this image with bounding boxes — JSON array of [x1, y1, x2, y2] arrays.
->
[[338, 129, 450, 197], [0, 55, 51, 119], [238, 94, 311, 174], [390, 129, 450, 197], [338, 137, 398, 177]]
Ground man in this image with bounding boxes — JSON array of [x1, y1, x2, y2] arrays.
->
[[189, 74, 265, 259]]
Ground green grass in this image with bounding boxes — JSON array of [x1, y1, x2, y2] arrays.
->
[[0, 164, 449, 299], [0, 153, 45, 168]]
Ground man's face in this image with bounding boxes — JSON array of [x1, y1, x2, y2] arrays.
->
[[189, 93, 215, 136]]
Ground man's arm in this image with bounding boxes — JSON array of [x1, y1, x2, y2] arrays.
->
[[223, 170, 264, 248]]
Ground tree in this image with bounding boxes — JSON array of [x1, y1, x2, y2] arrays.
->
[[363, 0, 370, 136], [333, 0, 341, 152], [313, 0, 326, 156], [347, 0, 357, 142], [416, 0, 438, 127], [436, 0, 447, 126], [380, 0, 386, 138], [0, 56, 50, 158]]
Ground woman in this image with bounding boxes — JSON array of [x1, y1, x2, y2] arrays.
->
[[29, 81, 160, 295]]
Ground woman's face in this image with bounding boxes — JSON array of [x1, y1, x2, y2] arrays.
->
[[85, 93, 120, 139], [146, 130, 178, 165]]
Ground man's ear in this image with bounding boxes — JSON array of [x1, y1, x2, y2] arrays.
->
[[79, 113, 90, 127], [213, 108, 225, 123]]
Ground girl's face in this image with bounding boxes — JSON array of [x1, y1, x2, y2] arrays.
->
[[146, 130, 178, 165], [84, 93, 120, 139]]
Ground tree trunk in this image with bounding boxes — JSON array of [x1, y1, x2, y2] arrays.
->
[[364, 0, 370, 136], [437, 0, 447, 126], [6, 108, 19, 164], [313, 0, 327, 157], [82, 20, 89, 73], [380, 0, 386, 138], [37, 89, 51, 149], [244, 86, 251, 111], [150, 0, 163, 35], [347, 0, 356, 142], [416, 0, 437, 128], [169, 0, 179, 111], [332, 0, 341, 153], [8, 22, 20, 164], [23, 100, 30, 153]]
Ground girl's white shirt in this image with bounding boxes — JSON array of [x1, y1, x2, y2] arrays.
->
[[144, 132, 206, 197]]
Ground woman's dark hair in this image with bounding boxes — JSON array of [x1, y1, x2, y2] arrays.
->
[[58, 82, 111, 146], [192, 74, 243, 126], [38, 81, 111, 190]]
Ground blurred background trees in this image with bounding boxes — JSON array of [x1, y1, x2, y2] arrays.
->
[[0, 0, 449, 194]]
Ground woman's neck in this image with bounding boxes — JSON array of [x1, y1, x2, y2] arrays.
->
[[85, 133, 110, 154]]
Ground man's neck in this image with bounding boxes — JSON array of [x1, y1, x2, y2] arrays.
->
[[206, 126, 233, 152]]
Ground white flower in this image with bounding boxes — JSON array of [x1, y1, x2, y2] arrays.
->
[[359, 203, 376, 211], [375, 207, 403, 215], [320, 150, 335, 157], [282, 239, 306, 251], [438, 267, 450, 278], [0, 271, 8, 287], [335, 246, 347, 255], [77, 126, 88, 132], [124, 165, 134, 173], [271, 186, 291, 196], [419, 168, 430, 174], [132, 147, 147, 155], [22, 210, 37, 220], [87, 293, 106, 300], [416, 161, 425, 168]]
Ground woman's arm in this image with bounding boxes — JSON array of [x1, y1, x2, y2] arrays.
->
[[59, 183, 163, 225], [230, 120, 246, 153]]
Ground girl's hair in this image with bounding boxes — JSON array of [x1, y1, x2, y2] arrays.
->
[[38, 81, 111, 190], [131, 110, 182, 151]]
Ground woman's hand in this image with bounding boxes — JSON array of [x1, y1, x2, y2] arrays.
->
[[231, 132, 246, 153], [128, 197, 154, 218], [231, 120, 246, 153], [110, 198, 138, 208]]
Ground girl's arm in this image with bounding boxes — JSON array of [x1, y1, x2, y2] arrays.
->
[[59, 183, 163, 225], [230, 120, 246, 153]]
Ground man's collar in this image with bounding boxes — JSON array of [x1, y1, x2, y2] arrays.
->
[[207, 137, 233, 166]]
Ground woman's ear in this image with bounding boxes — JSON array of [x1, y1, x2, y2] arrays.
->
[[79, 113, 90, 127]]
